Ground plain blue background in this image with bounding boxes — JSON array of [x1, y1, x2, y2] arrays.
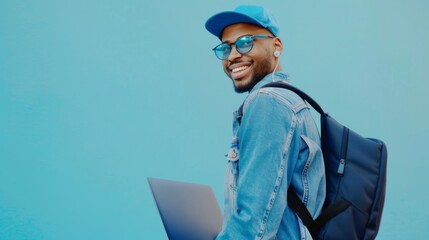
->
[[1, 0, 428, 239]]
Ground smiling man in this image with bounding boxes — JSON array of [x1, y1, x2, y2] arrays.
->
[[222, 23, 278, 93], [206, 5, 326, 240]]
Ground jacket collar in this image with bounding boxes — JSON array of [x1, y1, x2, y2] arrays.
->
[[249, 72, 289, 94]]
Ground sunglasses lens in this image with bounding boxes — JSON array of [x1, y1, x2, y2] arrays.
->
[[214, 44, 231, 60], [236, 36, 253, 54], [212, 35, 257, 60]]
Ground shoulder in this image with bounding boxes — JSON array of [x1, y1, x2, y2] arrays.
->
[[243, 84, 308, 114]]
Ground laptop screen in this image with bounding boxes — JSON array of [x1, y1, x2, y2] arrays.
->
[[148, 178, 223, 240]]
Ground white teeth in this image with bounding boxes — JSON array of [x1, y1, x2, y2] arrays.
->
[[231, 66, 249, 73]]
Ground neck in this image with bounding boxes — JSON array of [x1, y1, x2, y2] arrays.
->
[[272, 60, 282, 73], [271, 61, 282, 82]]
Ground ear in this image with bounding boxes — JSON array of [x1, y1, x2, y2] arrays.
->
[[273, 37, 283, 55]]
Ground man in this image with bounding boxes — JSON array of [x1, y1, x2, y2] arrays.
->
[[205, 5, 326, 240]]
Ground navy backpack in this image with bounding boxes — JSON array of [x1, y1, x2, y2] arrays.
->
[[240, 82, 388, 240]]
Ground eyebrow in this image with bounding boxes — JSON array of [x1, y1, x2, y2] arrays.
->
[[221, 34, 251, 44]]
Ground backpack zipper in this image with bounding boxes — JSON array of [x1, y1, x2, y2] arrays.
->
[[337, 127, 349, 175]]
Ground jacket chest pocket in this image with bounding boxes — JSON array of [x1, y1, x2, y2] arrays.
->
[[225, 146, 239, 213], [226, 143, 239, 177], [225, 140, 239, 196]]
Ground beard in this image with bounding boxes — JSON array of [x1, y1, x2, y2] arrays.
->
[[231, 56, 273, 93]]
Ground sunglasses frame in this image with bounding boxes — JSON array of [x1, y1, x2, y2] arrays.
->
[[212, 34, 274, 60]]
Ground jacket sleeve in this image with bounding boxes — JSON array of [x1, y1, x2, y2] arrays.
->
[[216, 91, 301, 240]]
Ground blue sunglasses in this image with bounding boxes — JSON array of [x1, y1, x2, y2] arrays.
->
[[212, 34, 274, 60]]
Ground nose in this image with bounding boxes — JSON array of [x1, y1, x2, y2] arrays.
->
[[227, 45, 242, 61]]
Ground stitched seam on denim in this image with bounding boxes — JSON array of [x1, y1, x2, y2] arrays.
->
[[231, 162, 238, 212], [256, 114, 297, 240], [300, 135, 316, 206]]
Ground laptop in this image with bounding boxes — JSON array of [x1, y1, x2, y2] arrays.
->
[[148, 178, 223, 240]]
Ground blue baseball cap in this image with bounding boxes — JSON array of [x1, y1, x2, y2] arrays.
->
[[205, 5, 279, 40]]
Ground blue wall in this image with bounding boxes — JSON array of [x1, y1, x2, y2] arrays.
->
[[1, 0, 428, 239]]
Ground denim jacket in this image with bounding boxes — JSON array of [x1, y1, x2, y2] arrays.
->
[[216, 72, 326, 240]]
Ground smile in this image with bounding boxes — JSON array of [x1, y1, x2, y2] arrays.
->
[[229, 62, 253, 80], [231, 65, 250, 73]]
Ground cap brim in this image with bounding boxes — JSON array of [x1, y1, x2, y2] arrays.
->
[[205, 11, 265, 40]]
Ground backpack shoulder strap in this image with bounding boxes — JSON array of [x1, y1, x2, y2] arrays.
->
[[261, 82, 326, 115]]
